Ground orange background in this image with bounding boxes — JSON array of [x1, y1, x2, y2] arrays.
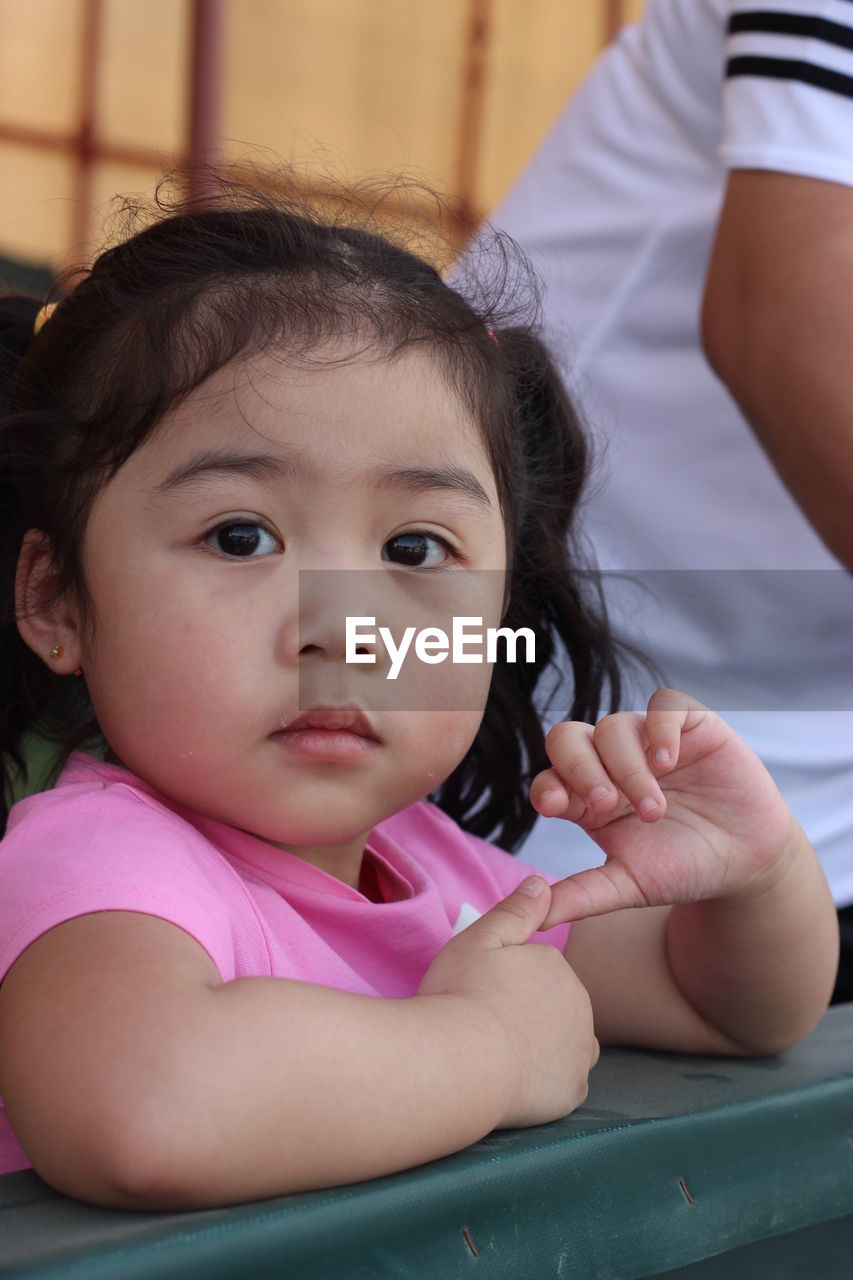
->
[[0, 0, 646, 273]]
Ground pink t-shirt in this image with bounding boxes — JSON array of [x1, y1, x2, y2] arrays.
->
[[0, 753, 569, 1173]]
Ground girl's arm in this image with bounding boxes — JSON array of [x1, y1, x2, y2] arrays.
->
[[534, 689, 839, 1056], [664, 817, 837, 1053], [0, 880, 596, 1210], [564, 823, 837, 1056]]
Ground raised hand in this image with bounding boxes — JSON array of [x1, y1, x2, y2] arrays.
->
[[418, 877, 599, 1127], [530, 688, 798, 927]]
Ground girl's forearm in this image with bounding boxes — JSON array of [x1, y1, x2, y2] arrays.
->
[[665, 820, 839, 1054], [4, 893, 594, 1211], [104, 980, 512, 1210]]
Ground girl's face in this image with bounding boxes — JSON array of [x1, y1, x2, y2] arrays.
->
[[69, 345, 507, 886]]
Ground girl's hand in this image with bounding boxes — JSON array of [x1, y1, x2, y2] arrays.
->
[[530, 688, 799, 927], [418, 878, 599, 1128]]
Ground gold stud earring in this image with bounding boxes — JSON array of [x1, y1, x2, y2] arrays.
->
[[49, 644, 64, 660]]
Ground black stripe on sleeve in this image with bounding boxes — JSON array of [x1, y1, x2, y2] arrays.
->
[[728, 11, 853, 52], [726, 54, 853, 100]]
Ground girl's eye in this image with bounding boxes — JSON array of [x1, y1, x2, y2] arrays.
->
[[206, 523, 280, 559], [382, 532, 454, 569]]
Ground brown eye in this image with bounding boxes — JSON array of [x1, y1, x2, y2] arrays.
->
[[382, 533, 451, 568], [208, 523, 279, 558]]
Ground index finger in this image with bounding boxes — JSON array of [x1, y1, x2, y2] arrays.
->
[[540, 863, 651, 928]]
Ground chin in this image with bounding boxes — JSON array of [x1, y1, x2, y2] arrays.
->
[[259, 797, 407, 848]]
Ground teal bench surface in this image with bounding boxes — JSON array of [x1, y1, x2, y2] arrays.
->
[[2, 1005, 852, 1279]]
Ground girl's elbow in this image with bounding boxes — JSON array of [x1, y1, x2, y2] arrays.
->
[[727, 991, 836, 1061], [13, 1077, 209, 1210]]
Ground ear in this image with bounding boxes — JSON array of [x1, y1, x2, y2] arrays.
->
[[15, 529, 84, 676]]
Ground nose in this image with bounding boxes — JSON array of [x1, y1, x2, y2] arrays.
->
[[285, 568, 391, 711], [277, 567, 379, 666]]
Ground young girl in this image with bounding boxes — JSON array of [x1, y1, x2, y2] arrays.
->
[[0, 183, 838, 1211]]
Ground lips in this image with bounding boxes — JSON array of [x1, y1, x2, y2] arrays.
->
[[272, 704, 380, 763], [277, 704, 380, 741]]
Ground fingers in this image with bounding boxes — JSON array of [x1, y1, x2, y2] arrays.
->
[[542, 715, 665, 821], [531, 722, 621, 821], [456, 877, 554, 950], [541, 864, 652, 928], [534, 690, 706, 825], [530, 770, 589, 822], [643, 687, 690, 772], [590, 713, 666, 819]]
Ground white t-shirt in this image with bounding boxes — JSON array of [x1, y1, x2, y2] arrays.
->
[[488, 0, 853, 904]]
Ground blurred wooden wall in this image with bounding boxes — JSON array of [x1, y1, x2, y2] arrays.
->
[[0, 0, 645, 275]]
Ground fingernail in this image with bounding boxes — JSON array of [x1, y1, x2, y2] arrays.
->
[[588, 785, 610, 805], [637, 796, 658, 816], [540, 789, 557, 805], [519, 876, 546, 897], [654, 748, 671, 765]]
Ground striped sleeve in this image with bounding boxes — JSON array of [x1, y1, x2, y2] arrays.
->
[[721, 0, 853, 184]]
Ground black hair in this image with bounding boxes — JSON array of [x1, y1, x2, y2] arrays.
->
[[0, 173, 635, 846]]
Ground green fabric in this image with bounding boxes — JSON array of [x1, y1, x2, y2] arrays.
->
[[2, 1005, 852, 1279], [654, 1214, 853, 1279], [4, 734, 64, 807], [4, 733, 108, 814]]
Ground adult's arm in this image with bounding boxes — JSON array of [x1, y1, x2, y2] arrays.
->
[[701, 169, 853, 569]]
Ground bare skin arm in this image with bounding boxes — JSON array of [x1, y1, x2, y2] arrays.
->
[[565, 818, 838, 1058], [0, 881, 596, 1210], [701, 170, 853, 569]]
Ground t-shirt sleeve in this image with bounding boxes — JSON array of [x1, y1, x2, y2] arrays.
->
[[721, 1, 853, 185], [0, 782, 246, 986]]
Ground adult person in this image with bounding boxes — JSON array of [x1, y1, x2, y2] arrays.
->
[[484, 0, 853, 1000]]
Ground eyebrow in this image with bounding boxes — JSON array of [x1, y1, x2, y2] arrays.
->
[[154, 450, 493, 511], [373, 465, 493, 511], [154, 450, 298, 493]]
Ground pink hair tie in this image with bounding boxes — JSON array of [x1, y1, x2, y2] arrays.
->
[[486, 327, 499, 347]]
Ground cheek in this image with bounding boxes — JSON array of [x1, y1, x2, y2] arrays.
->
[[80, 582, 256, 751], [396, 708, 484, 796]]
